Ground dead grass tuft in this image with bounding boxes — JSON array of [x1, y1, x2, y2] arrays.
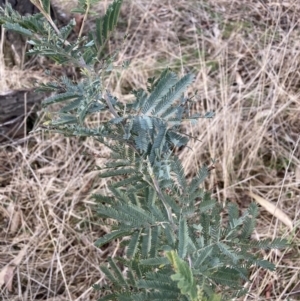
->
[[1, 0, 300, 300]]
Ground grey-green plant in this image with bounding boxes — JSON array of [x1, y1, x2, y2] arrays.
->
[[0, 1, 287, 300]]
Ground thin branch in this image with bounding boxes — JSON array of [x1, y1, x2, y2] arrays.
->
[[103, 92, 120, 119]]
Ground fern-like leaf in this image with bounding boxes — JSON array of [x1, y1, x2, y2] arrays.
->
[[95, 229, 132, 247], [149, 124, 167, 164], [99, 168, 136, 178], [167, 250, 198, 300], [149, 225, 161, 257], [189, 166, 208, 194], [141, 227, 152, 258], [153, 73, 194, 116], [3, 22, 32, 36], [178, 217, 189, 259], [210, 267, 241, 287], [193, 245, 213, 269], [42, 92, 81, 106], [108, 258, 129, 288], [137, 279, 177, 292], [140, 257, 169, 266], [126, 230, 141, 258], [142, 70, 177, 114]]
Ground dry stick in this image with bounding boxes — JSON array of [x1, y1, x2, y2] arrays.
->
[[77, 1, 90, 39], [29, 0, 60, 34], [0, 19, 5, 82]]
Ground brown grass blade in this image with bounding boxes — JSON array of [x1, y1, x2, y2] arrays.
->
[[247, 191, 293, 231], [0, 244, 28, 292]]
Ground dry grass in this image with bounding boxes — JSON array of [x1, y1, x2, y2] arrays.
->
[[1, 0, 300, 300]]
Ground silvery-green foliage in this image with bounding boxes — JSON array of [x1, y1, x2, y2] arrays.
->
[[0, 1, 287, 300]]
